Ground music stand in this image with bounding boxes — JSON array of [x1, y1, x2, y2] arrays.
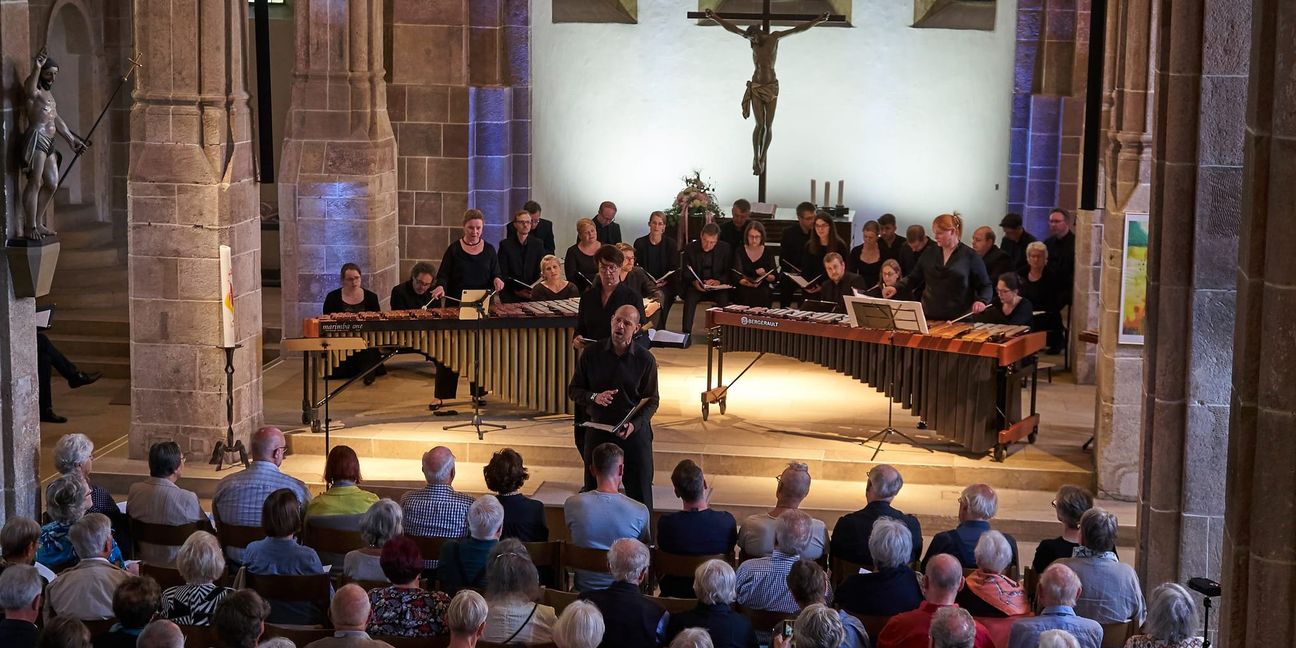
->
[[444, 289, 507, 439], [282, 336, 368, 456], [843, 296, 936, 459]]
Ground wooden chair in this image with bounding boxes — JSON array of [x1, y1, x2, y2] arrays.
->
[[1100, 619, 1138, 648], [829, 555, 868, 589], [545, 506, 570, 542], [525, 539, 564, 589], [129, 518, 203, 563], [541, 587, 580, 614], [648, 595, 700, 615], [81, 618, 117, 638], [408, 534, 450, 563], [1022, 565, 1039, 611], [479, 641, 556, 648], [177, 623, 217, 648], [340, 576, 391, 591], [374, 635, 453, 648], [215, 520, 265, 559], [560, 543, 611, 591], [242, 572, 333, 625], [739, 606, 795, 635], [855, 614, 892, 644], [139, 562, 187, 590], [301, 521, 367, 565], [651, 549, 728, 582]]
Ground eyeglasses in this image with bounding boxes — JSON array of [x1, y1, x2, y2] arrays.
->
[[272, 445, 287, 455]]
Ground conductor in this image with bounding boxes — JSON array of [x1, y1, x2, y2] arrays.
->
[[568, 304, 660, 508]]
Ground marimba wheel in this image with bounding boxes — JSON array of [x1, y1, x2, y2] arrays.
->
[[719, 400, 727, 415], [702, 402, 710, 421], [301, 412, 310, 425], [993, 444, 1006, 462], [1028, 429, 1038, 444], [310, 418, 321, 434]]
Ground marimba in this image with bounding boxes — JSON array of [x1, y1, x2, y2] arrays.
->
[[702, 305, 1045, 460]]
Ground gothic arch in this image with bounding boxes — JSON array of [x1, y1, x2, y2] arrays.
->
[[43, 0, 108, 222]]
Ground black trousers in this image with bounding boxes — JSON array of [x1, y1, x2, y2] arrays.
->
[[681, 287, 731, 334], [654, 285, 678, 330], [37, 332, 77, 411], [581, 424, 654, 511], [776, 275, 801, 308], [432, 359, 481, 400]]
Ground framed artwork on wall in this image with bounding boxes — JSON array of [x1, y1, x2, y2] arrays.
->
[[1118, 213, 1149, 345]]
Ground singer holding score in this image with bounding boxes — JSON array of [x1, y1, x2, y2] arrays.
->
[[883, 213, 992, 321], [733, 220, 778, 307], [680, 223, 733, 334]]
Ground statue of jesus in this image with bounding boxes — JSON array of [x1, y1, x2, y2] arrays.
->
[[20, 48, 88, 240], [707, 8, 829, 176]]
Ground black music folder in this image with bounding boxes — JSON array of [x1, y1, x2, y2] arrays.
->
[[579, 397, 652, 435]]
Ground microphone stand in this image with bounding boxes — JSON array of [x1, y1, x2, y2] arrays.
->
[[443, 289, 507, 439]]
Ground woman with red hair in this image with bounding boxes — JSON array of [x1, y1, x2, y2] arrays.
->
[[884, 213, 993, 321], [304, 445, 379, 521]]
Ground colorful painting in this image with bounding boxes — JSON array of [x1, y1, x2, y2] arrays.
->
[[1118, 213, 1149, 345]]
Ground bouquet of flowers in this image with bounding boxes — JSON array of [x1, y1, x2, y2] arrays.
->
[[663, 171, 725, 227]]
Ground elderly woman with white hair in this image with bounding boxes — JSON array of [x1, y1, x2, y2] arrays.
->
[[343, 498, 403, 583], [836, 517, 924, 617], [36, 473, 125, 571], [447, 589, 490, 648], [51, 433, 118, 518], [581, 538, 669, 648], [956, 530, 1030, 617], [158, 531, 235, 626], [665, 559, 757, 648], [923, 483, 1019, 571], [1019, 240, 1067, 352], [1122, 583, 1202, 648], [1059, 508, 1145, 625], [482, 538, 557, 644], [772, 603, 845, 648], [438, 494, 504, 593], [553, 600, 605, 648]]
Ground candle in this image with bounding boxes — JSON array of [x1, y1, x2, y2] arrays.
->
[[811, 179, 816, 203], [823, 181, 830, 208], [219, 245, 236, 348], [838, 180, 845, 207]]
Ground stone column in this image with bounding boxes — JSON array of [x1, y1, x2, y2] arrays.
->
[[0, 0, 41, 519], [126, 0, 262, 459], [278, 0, 398, 340], [1219, 0, 1296, 644]]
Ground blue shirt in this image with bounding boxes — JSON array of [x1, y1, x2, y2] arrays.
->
[[36, 521, 124, 570], [242, 537, 324, 576], [213, 462, 312, 527], [1007, 606, 1103, 648]]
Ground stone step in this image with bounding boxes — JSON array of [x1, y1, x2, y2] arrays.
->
[[52, 266, 126, 290], [44, 311, 130, 338], [53, 221, 115, 248], [43, 333, 130, 359], [70, 354, 131, 379], [44, 290, 127, 311], [56, 245, 122, 271]]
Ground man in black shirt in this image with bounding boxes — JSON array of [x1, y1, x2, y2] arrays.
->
[[718, 198, 752, 250], [830, 464, 923, 566], [656, 460, 737, 598], [593, 200, 622, 244], [998, 212, 1037, 274], [0, 564, 42, 648], [877, 213, 910, 271], [574, 246, 645, 347], [777, 201, 817, 307], [680, 223, 732, 334], [1044, 208, 1076, 289], [813, 253, 870, 313], [499, 209, 546, 302], [505, 200, 556, 255], [390, 262, 469, 408], [971, 226, 1014, 284], [633, 211, 679, 329]]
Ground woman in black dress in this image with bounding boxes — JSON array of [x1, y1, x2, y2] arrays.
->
[[530, 254, 579, 301], [804, 212, 849, 281], [323, 263, 384, 382], [632, 211, 679, 328], [865, 259, 913, 301], [885, 213, 992, 320], [427, 209, 504, 406], [616, 242, 661, 302], [1018, 241, 1066, 352], [847, 220, 884, 288], [975, 273, 1035, 325], [563, 218, 601, 290], [732, 220, 777, 307]]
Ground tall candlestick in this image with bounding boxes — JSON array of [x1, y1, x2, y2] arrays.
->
[[811, 179, 816, 203], [823, 181, 830, 208], [219, 245, 236, 348], [838, 180, 845, 207]]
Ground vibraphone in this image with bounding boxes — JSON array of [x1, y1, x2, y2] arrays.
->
[[299, 299, 581, 430], [702, 305, 1046, 460]]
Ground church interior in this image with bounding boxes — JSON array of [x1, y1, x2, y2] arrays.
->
[[0, 0, 1290, 646]]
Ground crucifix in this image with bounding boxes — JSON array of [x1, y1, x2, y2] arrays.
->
[[688, 1, 846, 202]]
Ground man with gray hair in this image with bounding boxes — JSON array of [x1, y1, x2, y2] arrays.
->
[[446, 589, 489, 644], [212, 426, 311, 561], [402, 446, 475, 553], [0, 564, 42, 647], [579, 538, 667, 648], [929, 607, 977, 648], [836, 518, 924, 617], [736, 509, 819, 613], [876, 554, 993, 648], [302, 584, 393, 647], [738, 462, 828, 560], [665, 559, 757, 648], [128, 440, 209, 566], [137, 619, 186, 648], [922, 483, 1019, 571], [1006, 563, 1101, 648], [46, 513, 132, 620], [1058, 508, 1145, 625], [772, 603, 844, 648], [437, 494, 504, 593], [831, 464, 923, 565], [0, 517, 42, 574]]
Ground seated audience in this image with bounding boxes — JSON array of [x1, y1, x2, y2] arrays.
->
[[52, 433, 120, 521], [212, 589, 271, 648], [564, 443, 650, 592], [738, 462, 828, 561], [665, 559, 757, 648], [242, 488, 326, 625], [0, 565, 42, 648], [772, 604, 845, 648], [46, 514, 131, 620], [657, 459, 738, 598], [127, 441, 206, 566], [1123, 583, 1202, 648], [305, 445, 380, 523], [736, 509, 816, 614], [136, 619, 185, 648], [532, 254, 581, 301], [680, 223, 733, 334], [37, 617, 91, 648], [160, 531, 235, 626], [876, 554, 994, 648], [402, 446, 475, 568], [39, 474, 124, 572], [836, 518, 924, 617], [302, 584, 388, 648], [94, 576, 162, 648], [1007, 563, 1101, 648], [956, 530, 1030, 617], [1059, 508, 1145, 625], [343, 499, 403, 584], [671, 627, 717, 648], [553, 600, 605, 648], [831, 464, 923, 566], [446, 590, 489, 648], [438, 495, 504, 593], [212, 426, 311, 562], [929, 607, 979, 648], [482, 538, 557, 645], [483, 448, 548, 541], [1032, 485, 1094, 574], [786, 559, 867, 648], [367, 535, 450, 637], [578, 539, 668, 648], [1, 517, 42, 577], [923, 483, 1019, 571], [1039, 629, 1082, 648]]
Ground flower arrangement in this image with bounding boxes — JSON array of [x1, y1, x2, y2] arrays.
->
[[663, 171, 725, 227]]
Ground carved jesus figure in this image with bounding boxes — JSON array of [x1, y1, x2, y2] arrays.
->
[[20, 48, 88, 240], [707, 8, 829, 175]]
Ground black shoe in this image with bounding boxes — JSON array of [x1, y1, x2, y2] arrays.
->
[[41, 409, 67, 424], [68, 371, 102, 389], [363, 372, 377, 386]]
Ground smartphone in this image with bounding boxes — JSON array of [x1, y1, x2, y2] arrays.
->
[[776, 619, 794, 639]]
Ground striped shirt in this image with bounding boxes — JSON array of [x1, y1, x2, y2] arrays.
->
[[735, 550, 823, 614]]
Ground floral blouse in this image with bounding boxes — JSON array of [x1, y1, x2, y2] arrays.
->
[[367, 585, 450, 637], [36, 521, 124, 570]]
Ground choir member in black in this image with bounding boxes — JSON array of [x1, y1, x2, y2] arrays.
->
[[811, 253, 871, 313], [1019, 241, 1068, 352], [847, 220, 884, 288], [971, 226, 1014, 284], [615, 242, 660, 302], [804, 211, 849, 282], [998, 212, 1038, 275], [505, 200, 556, 256], [974, 273, 1035, 325], [732, 220, 777, 307], [593, 200, 622, 244], [323, 263, 384, 384], [884, 213, 992, 321], [680, 223, 733, 334], [1044, 208, 1076, 291], [877, 213, 911, 273], [573, 244, 646, 349], [718, 198, 752, 250], [777, 201, 817, 306], [866, 259, 914, 301], [902, 224, 934, 299], [633, 211, 679, 329], [531, 254, 579, 301], [499, 210, 546, 302], [564, 218, 601, 290], [390, 261, 464, 408], [568, 304, 660, 507]]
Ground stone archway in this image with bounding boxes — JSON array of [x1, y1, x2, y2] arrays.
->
[[43, 0, 108, 223]]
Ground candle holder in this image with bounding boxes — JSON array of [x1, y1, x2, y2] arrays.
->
[[209, 344, 249, 471], [820, 205, 851, 220]]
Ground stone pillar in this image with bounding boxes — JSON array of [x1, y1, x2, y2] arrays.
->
[[1137, 0, 1249, 594], [1219, 0, 1296, 644], [0, 0, 41, 519], [126, 0, 262, 459], [278, 0, 398, 340]]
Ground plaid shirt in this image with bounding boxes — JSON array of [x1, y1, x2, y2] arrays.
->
[[736, 550, 829, 614], [401, 484, 474, 538], [213, 461, 312, 527]]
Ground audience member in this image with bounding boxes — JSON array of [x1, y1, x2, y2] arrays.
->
[[579, 539, 668, 648], [484, 448, 548, 541], [1038, 630, 1081, 648], [553, 600, 605, 648], [212, 589, 271, 648], [160, 531, 235, 626], [1, 517, 42, 577], [681, 222, 733, 333], [738, 462, 828, 561], [955, 530, 1029, 618], [593, 200, 622, 244], [1019, 241, 1068, 353], [1059, 509, 1144, 625], [52, 434, 119, 520], [657, 460, 738, 598], [212, 426, 311, 561], [1123, 583, 1202, 648], [305, 445, 379, 523], [506, 200, 556, 256], [1006, 563, 1101, 648], [259, 638, 296, 648], [923, 484, 1019, 571], [343, 499, 402, 584], [1043, 208, 1075, 289], [367, 535, 450, 637], [876, 554, 994, 648], [971, 226, 1014, 284], [735, 509, 816, 614], [302, 584, 392, 648], [241, 488, 326, 625], [482, 538, 557, 644], [772, 604, 845, 648], [37, 616, 91, 648], [671, 627, 717, 648], [127, 441, 206, 566], [831, 464, 922, 566], [997, 213, 1037, 274], [94, 576, 162, 648], [446, 590, 489, 648], [402, 446, 475, 567], [786, 559, 867, 648], [0, 565, 42, 648], [39, 473, 123, 571], [564, 443, 650, 592], [1032, 486, 1094, 574], [136, 620, 185, 648], [46, 513, 131, 620], [929, 607, 978, 648], [438, 494, 504, 593], [665, 559, 757, 648], [835, 518, 924, 617]]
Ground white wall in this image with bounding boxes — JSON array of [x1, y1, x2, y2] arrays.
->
[[530, 0, 1018, 249]]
